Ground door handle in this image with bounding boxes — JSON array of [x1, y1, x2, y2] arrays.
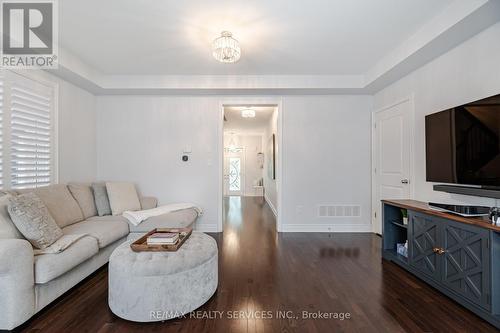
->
[[401, 179, 409, 184]]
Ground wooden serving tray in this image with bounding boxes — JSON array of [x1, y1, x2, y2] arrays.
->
[[130, 227, 192, 252]]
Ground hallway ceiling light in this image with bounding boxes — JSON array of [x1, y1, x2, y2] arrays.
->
[[241, 108, 255, 118], [212, 31, 241, 63]]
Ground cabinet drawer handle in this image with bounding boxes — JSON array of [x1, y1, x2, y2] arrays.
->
[[433, 247, 445, 255]]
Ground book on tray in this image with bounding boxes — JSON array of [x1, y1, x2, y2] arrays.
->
[[147, 232, 179, 245]]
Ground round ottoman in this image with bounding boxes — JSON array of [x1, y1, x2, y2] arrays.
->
[[108, 232, 218, 322]]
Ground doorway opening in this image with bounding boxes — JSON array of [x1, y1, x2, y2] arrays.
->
[[221, 104, 280, 232]]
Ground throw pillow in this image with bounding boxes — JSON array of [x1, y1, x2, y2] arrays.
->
[[92, 182, 112, 216], [31, 184, 84, 228], [68, 183, 97, 219], [106, 182, 141, 216], [8, 193, 63, 249]]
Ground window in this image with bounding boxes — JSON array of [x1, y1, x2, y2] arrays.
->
[[0, 71, 56, 190]]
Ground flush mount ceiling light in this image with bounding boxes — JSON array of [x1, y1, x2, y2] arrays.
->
[[212, 31, 241, 63], [241, 108, 255, 118]]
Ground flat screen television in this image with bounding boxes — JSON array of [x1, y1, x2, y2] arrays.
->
[[425, 93, 500, 188]]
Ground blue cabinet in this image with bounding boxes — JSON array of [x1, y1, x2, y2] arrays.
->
[[408, 212, 491, 310], [441, 221, 490, 311], [383, 201, 500, 329], [409, 213, 441, 281]]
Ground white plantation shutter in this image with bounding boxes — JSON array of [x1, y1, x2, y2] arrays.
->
[[10, 78, 53, 189], [0, 71, 56, 190]]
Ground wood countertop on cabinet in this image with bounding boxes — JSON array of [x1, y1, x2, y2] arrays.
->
[[382, 199, 500, 232]]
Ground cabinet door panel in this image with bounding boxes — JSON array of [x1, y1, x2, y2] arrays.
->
[[442, 222, 490, 310], [409, 213, 441, 281]]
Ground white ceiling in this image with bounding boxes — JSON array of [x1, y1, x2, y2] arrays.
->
[[60, 0, 455, 75], [224, 106, 275, 133]]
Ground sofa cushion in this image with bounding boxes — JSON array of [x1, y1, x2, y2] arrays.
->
[[92, 182, 112, 216], [34, 235, 99, 284], [106, 182, 141, 216], [0, 194, 23, 239], [140, 196, 158, 210], [62, 219, 129, 248], [85, 215, 128, 223], [31, 185, 84, 228], [8, 193, 63, 249], [68, 183, 97, 219], [128, 208, 198, 233]]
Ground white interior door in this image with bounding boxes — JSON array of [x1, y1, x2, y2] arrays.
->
[[373, 99, 412, 234], [223, 149, 245, 196]]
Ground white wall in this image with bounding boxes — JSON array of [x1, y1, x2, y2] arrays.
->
[[57, 78, 97, 183], [96, 95, 373, 232], [96, 96, 220, 231], [281, 96, 373, 231], [223, 134, 264, 196], [263, 108, 278, 214], [373, 22, 500, 208]]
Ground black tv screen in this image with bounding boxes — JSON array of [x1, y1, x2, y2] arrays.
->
[[425, 94, 500, 187]]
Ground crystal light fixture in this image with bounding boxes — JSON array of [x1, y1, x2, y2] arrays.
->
[[241, 108, 255, 118], [212, 31, 241, 63]]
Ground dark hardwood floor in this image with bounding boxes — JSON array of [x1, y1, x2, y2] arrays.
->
[[19, 196, 497, 332]]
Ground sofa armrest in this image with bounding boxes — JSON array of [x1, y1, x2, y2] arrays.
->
[[140, 196, 158, 210], [0, 239, 35, 330]]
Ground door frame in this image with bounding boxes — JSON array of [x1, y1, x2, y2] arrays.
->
[[218, 98, 283, 233], [371, 95, 415, 234]]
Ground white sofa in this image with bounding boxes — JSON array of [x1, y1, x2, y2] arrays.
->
[[0, 183, 198, 330]]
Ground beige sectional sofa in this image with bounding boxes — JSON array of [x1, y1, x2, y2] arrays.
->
[[0, 183, 198, 330]]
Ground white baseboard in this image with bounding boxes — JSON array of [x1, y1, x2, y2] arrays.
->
[[194, 223, 219, 233], [280, 223, 372, 233], [264, 194, 277, 217]]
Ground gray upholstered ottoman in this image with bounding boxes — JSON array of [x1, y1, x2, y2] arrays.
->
[[108, 232, 218, 322]]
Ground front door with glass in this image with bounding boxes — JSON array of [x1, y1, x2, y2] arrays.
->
[[224, 149, 244, 196]]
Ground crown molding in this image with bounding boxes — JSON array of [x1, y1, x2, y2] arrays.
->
[[47, 0, 500, 95], [364, 0, 500, 92]]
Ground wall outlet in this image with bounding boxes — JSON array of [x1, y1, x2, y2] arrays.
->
[[296, 205, 303, 215]]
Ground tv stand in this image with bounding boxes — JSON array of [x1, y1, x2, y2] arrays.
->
[[433, 184, 500, 199], [382, 199, 500, 329]]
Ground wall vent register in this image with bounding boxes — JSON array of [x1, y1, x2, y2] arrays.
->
[[318, 205, 361, 217]]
